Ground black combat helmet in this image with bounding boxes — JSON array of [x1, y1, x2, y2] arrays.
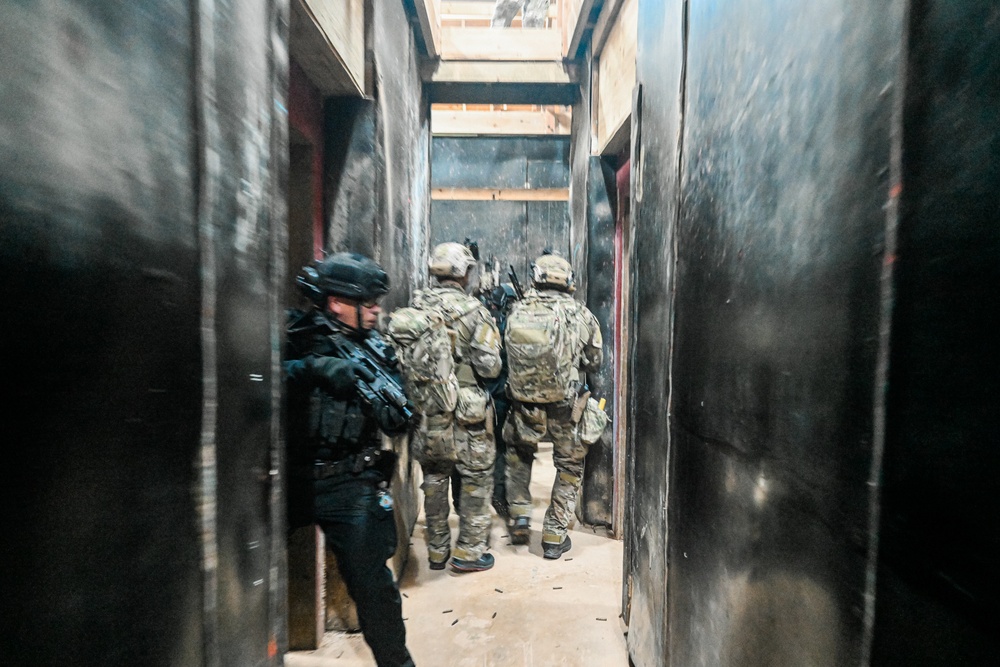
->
[[297, 252, 390, 305], [489, 283, 517, 312]]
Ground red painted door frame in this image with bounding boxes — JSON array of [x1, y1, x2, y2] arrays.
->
[[613, 158, 631, 535], [288, 58, 324, 258]]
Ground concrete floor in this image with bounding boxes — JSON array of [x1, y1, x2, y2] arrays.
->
[[285, 442, 628, 666]]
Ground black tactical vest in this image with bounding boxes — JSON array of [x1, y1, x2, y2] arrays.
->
[[286, 319, 385, 464]]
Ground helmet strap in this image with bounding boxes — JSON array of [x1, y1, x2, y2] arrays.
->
[[325, 295, 365, 337]]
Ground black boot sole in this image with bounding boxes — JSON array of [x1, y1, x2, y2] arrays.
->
[[543, 537, 572, 560], [429, 550, 451, 570]]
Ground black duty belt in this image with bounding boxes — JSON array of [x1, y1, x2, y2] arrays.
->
[[305, 448, 387, 480], [309, 458, 355, 479]]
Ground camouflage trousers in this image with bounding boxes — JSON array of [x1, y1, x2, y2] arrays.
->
[[504, 400, 587, 545], [419, 419, 496, 563], [491, 0, 550, 28]]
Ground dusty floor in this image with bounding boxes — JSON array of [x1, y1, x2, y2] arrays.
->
[[285, 442, 628, 666]]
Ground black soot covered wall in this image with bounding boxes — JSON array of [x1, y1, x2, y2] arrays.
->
[[1, 2, 288, 665], [625, 0, 999, 665]]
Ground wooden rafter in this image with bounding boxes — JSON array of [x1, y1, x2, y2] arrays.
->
[[440, 26, 563, 61], [432, 187, 570, 201], [412, 0, 442, 57], [432, 107, 571, 136]]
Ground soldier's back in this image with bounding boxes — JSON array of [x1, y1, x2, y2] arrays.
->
[[415, 286, 487, 349]]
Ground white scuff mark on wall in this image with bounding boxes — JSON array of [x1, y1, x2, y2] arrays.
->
[[234, 87, 266, 276], [410, 122, 430, 293]]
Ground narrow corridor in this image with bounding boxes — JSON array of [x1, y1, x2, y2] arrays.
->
[[285, 442, 627, 666], [5, 2, 998, 665]]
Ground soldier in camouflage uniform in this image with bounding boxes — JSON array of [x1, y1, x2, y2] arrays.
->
[[399, 242, 502, 572], [491, 0, 551, 28], [503, 253, 603, 559]]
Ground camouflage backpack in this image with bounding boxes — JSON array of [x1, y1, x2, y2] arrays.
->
[[505, 291, 579, 403], [386, 296, 459, 417]]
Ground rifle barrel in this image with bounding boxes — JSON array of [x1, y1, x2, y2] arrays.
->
[[508, 264, 525, 299]]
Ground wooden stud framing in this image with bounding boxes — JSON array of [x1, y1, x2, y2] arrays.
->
[[591, 0, 628, 56], [595, 0, 637, 154], [413, 0, 442, 57], [563, 0, 598, 59], [432, 187, 570, 201]]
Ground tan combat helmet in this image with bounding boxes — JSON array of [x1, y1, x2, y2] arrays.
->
[[531, 253, 575, 292], [429, 242, 478, 279]]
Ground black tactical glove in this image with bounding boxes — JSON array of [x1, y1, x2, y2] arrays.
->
[[313, 356, 374, 394]]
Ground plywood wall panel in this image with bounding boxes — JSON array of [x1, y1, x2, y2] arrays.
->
[[595, 0, 637, 154]]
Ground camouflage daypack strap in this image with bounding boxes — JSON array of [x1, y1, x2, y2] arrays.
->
[[413, 288, 481, 326], [413, 289, 483, 385]]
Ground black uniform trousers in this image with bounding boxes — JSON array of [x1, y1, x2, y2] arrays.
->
[[312, 470, 414, 667]]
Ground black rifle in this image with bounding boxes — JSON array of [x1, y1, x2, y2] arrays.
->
[[322, 320, 415, 428], [289, 308, 416, 429], [508, 264, 525, 300], [464, 237, 480, 261]]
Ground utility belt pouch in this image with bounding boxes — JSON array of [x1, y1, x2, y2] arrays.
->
[[578, 397, 610, 446], [510, 402, 547, 445], [317, 394, 346, 440], [351, 447, 376, 474], [458, 420, 496, 472], [571, 389, 592, 424], [455, 362, 477, 388], [455, 386, 489, 426], [355, 448, 398, 481], [374, 449, 399, 480], [416, 412, 457, 462]]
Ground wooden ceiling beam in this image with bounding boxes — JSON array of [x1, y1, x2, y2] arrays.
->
[[440, 27, 563, 61], [432, 109, 571, 136], [423, 60, 575, 84], [422, 59, 578, 105], [432, 187, 570, 201]]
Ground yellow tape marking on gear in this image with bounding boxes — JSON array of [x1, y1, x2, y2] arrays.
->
[[475, 321, 499, 348]]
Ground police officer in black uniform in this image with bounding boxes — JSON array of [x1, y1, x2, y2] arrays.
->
[[284, 252, 415, 667]]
